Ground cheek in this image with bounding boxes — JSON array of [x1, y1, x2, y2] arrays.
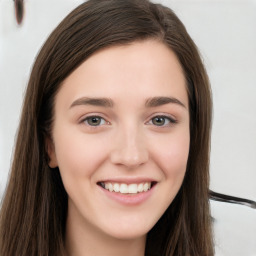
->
[[147, 131, 189, 218], [53, 126, 109, 178], [151, 132, 190, 180]]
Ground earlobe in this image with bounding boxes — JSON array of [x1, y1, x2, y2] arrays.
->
[[45, 136, 58, 168]]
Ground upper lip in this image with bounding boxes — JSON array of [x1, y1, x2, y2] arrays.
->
[[97, 177, 158, 185]]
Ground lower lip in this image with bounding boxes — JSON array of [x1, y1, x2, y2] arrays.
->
[[98, 184, 156, 205]]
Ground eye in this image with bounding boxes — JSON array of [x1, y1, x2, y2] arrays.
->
[[149, 115, 176, 127], [82, 116, 108, 126]]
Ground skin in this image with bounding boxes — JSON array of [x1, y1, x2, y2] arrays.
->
[[47, 40, 190, 256]]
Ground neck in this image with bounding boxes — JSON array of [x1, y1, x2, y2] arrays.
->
[[64, 207, 146, 256]]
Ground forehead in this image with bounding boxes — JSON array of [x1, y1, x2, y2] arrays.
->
[[57, 40, 188, 109]]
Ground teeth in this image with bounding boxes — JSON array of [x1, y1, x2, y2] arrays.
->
[[100, 182, 152, 194], [143, 183, 149, 192], [120, 184, 128, 193], [108, 183, 113, 192], [138, 183, 144, 192], [128, 184, 137, 194], [113, 183, 120, 192]]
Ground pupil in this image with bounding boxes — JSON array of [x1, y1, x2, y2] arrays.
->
[[89, 117, 100, 125], [153, 117, 164, 126]]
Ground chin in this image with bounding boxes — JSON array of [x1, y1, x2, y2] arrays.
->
[[106, 229, 148, 241], [100, 218, 155, 240]]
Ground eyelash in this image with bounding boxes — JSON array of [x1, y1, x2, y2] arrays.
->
[[146, 115, 177, 127], [81, 115, 109, 127], [80, 114, 177, 128]]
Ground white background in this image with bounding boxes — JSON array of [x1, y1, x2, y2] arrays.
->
[[0, 0, 255, 255]]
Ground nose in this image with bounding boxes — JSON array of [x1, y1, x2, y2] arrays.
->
[[110, 125, 149, 168]]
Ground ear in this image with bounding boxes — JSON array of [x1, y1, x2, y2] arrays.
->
[[45, 136, 58, 168]]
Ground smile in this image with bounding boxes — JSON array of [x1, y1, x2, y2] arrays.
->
[[98, 181, 156, 194], [97, 180, 157, 205]]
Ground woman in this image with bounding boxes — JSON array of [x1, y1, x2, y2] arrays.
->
[[0, 0, 214, 255]]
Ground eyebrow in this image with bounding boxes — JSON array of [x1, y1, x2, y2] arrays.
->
[[145, 96, 186, 108], [70, 96, 186, 109], [70, 97, 114, 108]]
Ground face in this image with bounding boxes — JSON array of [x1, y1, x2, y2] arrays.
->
[[48, 40, 190, 240]]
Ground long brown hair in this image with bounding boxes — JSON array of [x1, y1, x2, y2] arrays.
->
[[0, 0, 213, 255]]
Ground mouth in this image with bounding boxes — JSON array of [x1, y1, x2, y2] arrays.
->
[[97, 181, 157, 194]]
